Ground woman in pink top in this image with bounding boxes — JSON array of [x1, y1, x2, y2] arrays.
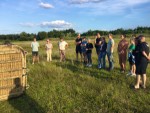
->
[[45, 39, 53, 62]]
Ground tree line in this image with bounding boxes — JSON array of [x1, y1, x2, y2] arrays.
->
[[0, 27, 150, 41], [82, 26, 150, 36]]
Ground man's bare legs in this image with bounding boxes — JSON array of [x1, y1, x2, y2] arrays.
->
[[32, 56, 35, 64]]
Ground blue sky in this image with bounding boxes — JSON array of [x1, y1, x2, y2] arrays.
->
[[0, 0, 150, 34]]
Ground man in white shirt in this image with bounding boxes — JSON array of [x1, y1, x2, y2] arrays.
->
[[58, 38, 68, 62], [31, 38, 40, 64]]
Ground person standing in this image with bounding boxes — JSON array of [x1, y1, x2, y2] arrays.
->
[[134, 35, 150, 89], [106, 34, 115, 71], [81, 37, 87, 64], [58, 38, 68, 62], [94, 33, 102, 56], [117, 35, 129, 73], [127, 38, 136, 76], [45, 39, 53, 62], [98, 37, 107, 69], [75, 34, 82, 62], [86, 39, 93, 67], [31, 38, 40, 64]]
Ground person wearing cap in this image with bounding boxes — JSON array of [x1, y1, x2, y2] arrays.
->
[[134, 35, 150, 89]]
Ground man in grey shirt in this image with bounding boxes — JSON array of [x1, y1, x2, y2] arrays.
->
[[106, 34, 115, 71]]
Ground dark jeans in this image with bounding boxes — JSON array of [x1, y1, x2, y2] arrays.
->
[[107, 52, 114, 70], [98, 51, 106, 68], [87, 53, 92, 64], [96, 47, 100, 55]]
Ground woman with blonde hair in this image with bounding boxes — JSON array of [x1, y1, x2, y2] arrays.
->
[[45, 39, 53, 62]]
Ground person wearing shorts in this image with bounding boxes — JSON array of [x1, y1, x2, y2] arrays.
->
[[58, 38, 68, 62], [127, 37, 136, 76], [117, 35, 129, 73], [31, 38, 39, 64], [134, 35, 150, 89], [75, 34, 82, 61]]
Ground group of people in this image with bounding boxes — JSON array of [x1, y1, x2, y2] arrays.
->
[[75, 33, 115, 69], [31, 37, 68, 63], [31, 33, 150, 89], [117, 34, 150, 89]]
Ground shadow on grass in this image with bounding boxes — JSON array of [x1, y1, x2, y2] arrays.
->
[[55, 61, 116, 81], [8, 78, 46, 113]]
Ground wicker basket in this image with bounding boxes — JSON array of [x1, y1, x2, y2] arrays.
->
[[0, 45, 27, 100]]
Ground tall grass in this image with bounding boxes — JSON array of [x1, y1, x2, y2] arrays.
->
[[0, 36, 150, 113]]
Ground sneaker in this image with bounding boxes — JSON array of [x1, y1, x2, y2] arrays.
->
[[32, 63, 34, 65], [98, 64, 101, 69], [141, 85, 146, 89], [126, 72, 132, 76], [98, 66, 101, 69], [121, 70, 125, 74], [88, 64, 92, 67], [86, 64, 89, 67], [131, 73, 136, 77], [134, 85, 139, 89]]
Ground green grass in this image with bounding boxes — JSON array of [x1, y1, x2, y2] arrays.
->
[[0, 37, 150, 113]]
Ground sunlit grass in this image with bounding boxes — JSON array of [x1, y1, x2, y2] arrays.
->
[[0, 36, 150, 113]]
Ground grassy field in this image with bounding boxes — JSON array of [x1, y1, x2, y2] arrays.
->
[[0, 36, 150, 113]]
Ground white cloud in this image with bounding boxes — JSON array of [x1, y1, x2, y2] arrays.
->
[[70, 0, 102, 4], [20, 20, 73, 29], [19, 23, 36, 27], [40, 20, 72, 29], [68, 0, 150, 15], [39, 2, 54, 9], [69, 0, 150, 5], [124, 0, 150, 6]]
